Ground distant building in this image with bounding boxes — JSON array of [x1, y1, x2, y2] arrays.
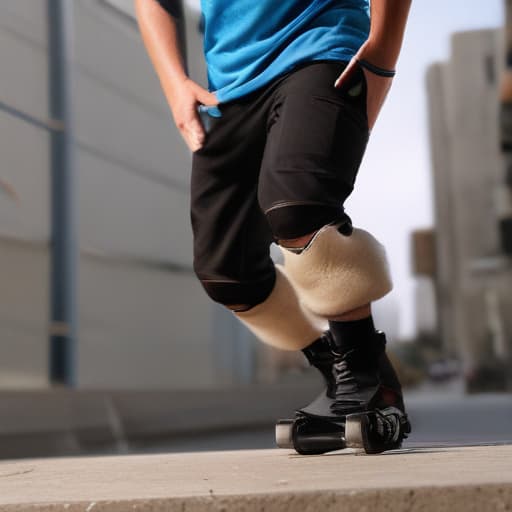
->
[[426, 28, 512, 390], [410, 229, 437, 339]]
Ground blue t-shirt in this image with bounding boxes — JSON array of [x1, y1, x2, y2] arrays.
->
[[202, 0, 369, 104], [156, 0, 369, 104]]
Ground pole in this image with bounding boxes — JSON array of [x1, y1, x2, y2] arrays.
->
[[47, 0, 78, 386]]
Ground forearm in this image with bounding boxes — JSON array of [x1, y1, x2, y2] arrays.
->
[[134, 0, 188, 102], [365, 0, 412, 69]]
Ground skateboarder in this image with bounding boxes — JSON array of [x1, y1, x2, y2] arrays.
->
[[135, 0, 412, 453]]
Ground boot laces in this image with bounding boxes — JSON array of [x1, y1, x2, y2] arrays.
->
[[330, 348, 380, 412], [333, 353, 358, 396]]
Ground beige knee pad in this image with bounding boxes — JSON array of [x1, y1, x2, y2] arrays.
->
[[282, 225, 393, 318], [235, 265, 324, 351]]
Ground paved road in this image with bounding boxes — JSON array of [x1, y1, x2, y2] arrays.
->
[[130, 387, 512, 453]]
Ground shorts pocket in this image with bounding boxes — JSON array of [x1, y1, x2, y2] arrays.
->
[[330, 61, 369, 132], [306, 94, 369, 191], [274, 93, 341, 163]]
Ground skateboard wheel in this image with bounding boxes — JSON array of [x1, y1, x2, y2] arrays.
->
[[275, 419, 295, 449], [345, 413, 368, 449]]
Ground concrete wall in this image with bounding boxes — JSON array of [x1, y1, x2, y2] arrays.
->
[[0, 239, 48, 388], [0, 2, 50, 387], [74, 0, 262, 389], [0, 0, 262, 390]]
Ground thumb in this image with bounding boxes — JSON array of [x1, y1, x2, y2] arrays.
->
[[184, 114, 206, 149], [192, 84, 219, 106], [189, 110, 206, 137], [334, 57, 357, 88]]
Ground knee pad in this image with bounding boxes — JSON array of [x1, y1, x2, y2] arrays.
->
[[235, 265, 324, 350], [197, 272, 276, 311], [281, 225, 393, 317]]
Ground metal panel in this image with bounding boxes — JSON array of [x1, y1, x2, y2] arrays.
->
[[0, 2, 51, 389], [0, 1, 47, 45], [0, 6, 48, 125], [76, 146, 193, 266], [0, 239, 49, 388], [72, 0, 193, 263], [0, 113, 50, 239], [73, 0, 191, 186], [77, 255, 215, 389]]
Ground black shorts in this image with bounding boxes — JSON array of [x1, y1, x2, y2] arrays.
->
[[191, 60, 369, 305]]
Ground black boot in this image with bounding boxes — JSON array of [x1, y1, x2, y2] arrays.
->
[[276, 330, 411, 454], [300, 331, 407, 417], [326, 329, 411, 453], [301, 332, 336, 398]]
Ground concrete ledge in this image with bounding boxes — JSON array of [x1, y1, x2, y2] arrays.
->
[[0, 445, 511, 511], [0, 378, 321, 458]]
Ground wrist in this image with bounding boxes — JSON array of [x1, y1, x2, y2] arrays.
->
[[165, 69, 188, 89], [357, 58, 395, 77], [161, 70, 189, 97], [360, 37, 401, 70]]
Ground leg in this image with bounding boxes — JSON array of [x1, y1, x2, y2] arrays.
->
[[191, 87, 324, 352], [224, 61, 368, 349], [256, 61, 409, 453], [279, 233, 372, 321], [276, 229, 410, 453], [258, 61, 386, 318], [191, 100, 275, 312]]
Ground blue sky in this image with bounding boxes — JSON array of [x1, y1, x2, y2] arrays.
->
[[346, 0, 504, 337]]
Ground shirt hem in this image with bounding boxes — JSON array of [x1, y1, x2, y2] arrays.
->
[[215, 50, 358, 105]]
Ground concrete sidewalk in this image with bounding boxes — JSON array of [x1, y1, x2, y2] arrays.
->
[[0, 445, 511, 511]]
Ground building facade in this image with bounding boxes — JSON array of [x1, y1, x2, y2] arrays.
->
[[0, 0, 267, 389], [427, 28, 512, 390]]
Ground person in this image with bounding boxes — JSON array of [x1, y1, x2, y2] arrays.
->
[[135, 0, 412, 453]]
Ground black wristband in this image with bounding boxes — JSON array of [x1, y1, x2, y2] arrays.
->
[[357, 59, 396, 78]]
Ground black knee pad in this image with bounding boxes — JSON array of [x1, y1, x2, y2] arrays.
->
[[265, 204, 353, 240], [196, 270, 276, 311]]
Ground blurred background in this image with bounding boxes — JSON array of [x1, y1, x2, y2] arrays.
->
[[0, 0, 511, 460]]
